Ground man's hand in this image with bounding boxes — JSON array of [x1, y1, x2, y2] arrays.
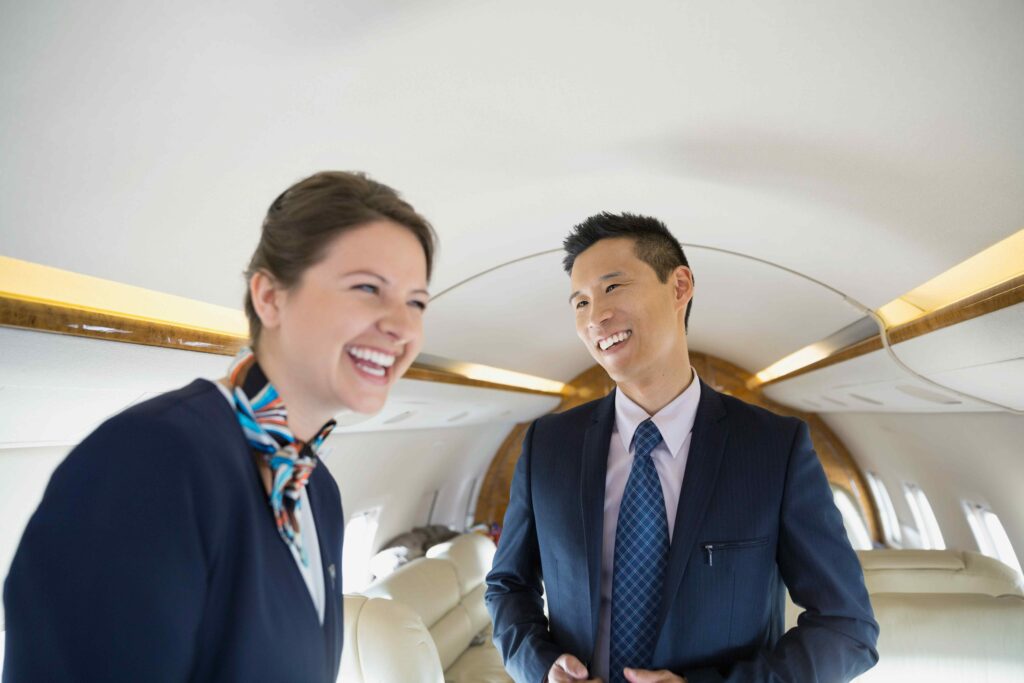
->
[[623, 668, 686, 683], [547, 653, 602, 682]]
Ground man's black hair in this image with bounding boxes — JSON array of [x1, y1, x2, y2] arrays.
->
[[563, 212, 694, 329]]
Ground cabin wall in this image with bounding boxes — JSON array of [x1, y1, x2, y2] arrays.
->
[[824, 412, 1024, 562], [322, 423, 515, 548]]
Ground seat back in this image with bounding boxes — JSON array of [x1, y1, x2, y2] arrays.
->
[[858, 549, 1023, 596], [340, 594, 444, 683], [859, 592, 1024, 682], [363, 557, 473, 670], [427, 532, 497, 635]]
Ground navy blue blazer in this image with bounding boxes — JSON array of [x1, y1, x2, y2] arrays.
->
[[3, 380, 344, 683], [486, 381, 879, 683]]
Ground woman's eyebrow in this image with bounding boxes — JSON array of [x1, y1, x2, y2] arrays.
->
[[341, 270, 387, 282]]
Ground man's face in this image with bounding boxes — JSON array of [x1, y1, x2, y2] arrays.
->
[[569, 237, 691, 386]]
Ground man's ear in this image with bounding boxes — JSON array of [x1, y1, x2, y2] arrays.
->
[[249, 270, 285, 331], [672, 265, 694, 310]]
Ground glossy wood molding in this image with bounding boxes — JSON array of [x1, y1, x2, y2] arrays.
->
[[0, 293, 568, 398], [474, 354, 883, 544], [755, 272, 1024, 388]]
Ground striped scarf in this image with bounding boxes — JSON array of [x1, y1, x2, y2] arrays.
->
[[227, 347, 336, 566]]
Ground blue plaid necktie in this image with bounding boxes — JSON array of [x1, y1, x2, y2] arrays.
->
[[610, 418, 668, 683]]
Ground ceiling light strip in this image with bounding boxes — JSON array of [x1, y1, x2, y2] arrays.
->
[[0, 256, 569, 398]]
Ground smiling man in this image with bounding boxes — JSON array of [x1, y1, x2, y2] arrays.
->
[[485, 213, 879, 683]]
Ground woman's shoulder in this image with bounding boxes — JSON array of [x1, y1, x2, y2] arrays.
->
[[70, 379, 243, 474]]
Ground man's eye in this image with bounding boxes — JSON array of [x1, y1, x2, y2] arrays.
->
[[575, 300, 589, 310], [354, 284, 379, 294], [605, 283, 620, 293]]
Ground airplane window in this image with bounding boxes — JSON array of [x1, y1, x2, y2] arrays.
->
[[342, 507, 380, 593], [902, 483, 946, 550], [865, 472, 902, 548], [963, 502, 1024, 578], [831, 486, 873, 550]]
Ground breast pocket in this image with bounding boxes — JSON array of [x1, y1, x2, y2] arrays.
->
[[697, 536, 773, 650], [700, 536, 769, 567]]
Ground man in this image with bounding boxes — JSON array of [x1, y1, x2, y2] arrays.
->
[[485, 213, 878, 683]]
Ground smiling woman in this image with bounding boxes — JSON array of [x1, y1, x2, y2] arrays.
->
[[1, 171, 437, 683]]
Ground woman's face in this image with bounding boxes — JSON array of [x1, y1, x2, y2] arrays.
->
[[257, 220, 429, 416]]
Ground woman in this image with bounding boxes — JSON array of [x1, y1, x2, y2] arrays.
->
[[2, 171, 436, 682]]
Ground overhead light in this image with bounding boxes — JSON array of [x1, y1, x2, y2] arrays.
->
[[415, 353, 568, 395], [0, 255, 248, 336], [877, 229, 1024, 328]]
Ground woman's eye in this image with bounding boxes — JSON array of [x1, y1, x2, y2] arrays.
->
[[409, 300, 428, 311], [354, 284, 379, 294]]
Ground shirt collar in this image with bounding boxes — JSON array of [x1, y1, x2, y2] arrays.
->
[[615, 368, 701, 458]]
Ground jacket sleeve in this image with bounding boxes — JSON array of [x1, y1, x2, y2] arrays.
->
[[485, 421, 564, 683], [2, 410, 209, 683], [686, 420, 880, 683]]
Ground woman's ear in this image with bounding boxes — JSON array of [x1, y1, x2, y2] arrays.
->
[[249, 270, 285, 331]]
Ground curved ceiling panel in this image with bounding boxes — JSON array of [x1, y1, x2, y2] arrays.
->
[[421, 246, 867, 382]]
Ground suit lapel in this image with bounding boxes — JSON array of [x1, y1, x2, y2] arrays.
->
[[580, 390, 617, 657], [657, 380, 729, 630], [306, 472, 342, 676]]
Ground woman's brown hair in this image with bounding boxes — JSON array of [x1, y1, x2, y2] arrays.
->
[[244, 171, 437, 344]]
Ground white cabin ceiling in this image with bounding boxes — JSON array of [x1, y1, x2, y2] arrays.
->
[[2, 0, 1022, 384]]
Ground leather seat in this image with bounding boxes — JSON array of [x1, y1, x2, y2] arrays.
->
[[860, 592, 1024, 682], [359, 533, 513, 683], [340, 594, 444, 683]]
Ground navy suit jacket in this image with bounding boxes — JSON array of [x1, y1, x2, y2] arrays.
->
[[3, 380, 344, 683], [486, 381, 879, 683]]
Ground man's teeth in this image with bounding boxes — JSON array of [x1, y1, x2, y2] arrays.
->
[[598, 331, 631, 351], [347, 346, 396, 368]]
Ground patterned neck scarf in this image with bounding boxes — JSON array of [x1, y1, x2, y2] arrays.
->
[[227, 347, 336, 566]]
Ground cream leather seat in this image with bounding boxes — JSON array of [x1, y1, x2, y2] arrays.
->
[[426, 533, 511, 683], [859, 592, 1024, 682], [361, 533, 513, 683], [340, 594, 444, 683], [857, 549, 1024, 596]]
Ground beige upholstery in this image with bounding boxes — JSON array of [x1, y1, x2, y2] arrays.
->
[[362, 533, 513, 683], [859, 592, 1024, 682], [340, 594, 444, 683], [858, 549, 1024, 596]]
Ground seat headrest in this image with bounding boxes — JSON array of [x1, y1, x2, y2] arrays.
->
[[858, 549, 1023, 596], [426, 533, 497, 596], [363, 557, 461, 628]]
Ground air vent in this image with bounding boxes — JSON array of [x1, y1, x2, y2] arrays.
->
[[383, 410, 415, 424], [801, 399, 822, 409], [849, 393, 884, 406], [821, 396, 847, 407], [895, 384, 962, 405], [447, 410, 470, 423]]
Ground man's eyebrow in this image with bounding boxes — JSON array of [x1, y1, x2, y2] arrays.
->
[[568, 271, 625, 303]]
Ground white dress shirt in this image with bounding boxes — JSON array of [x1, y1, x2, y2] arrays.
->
[[213, 381, 325, 624], [593, 370, 701, 682]]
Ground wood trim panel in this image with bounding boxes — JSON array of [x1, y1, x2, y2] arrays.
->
[[755, 272, 1024, 389], [0, 293, 567, 398], [474, 354, 883, 544]]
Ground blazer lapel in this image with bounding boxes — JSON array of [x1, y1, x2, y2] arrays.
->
[[657, 380, 729, 631], [580, 390, 617, 658], [306, 473, 342, 676]]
